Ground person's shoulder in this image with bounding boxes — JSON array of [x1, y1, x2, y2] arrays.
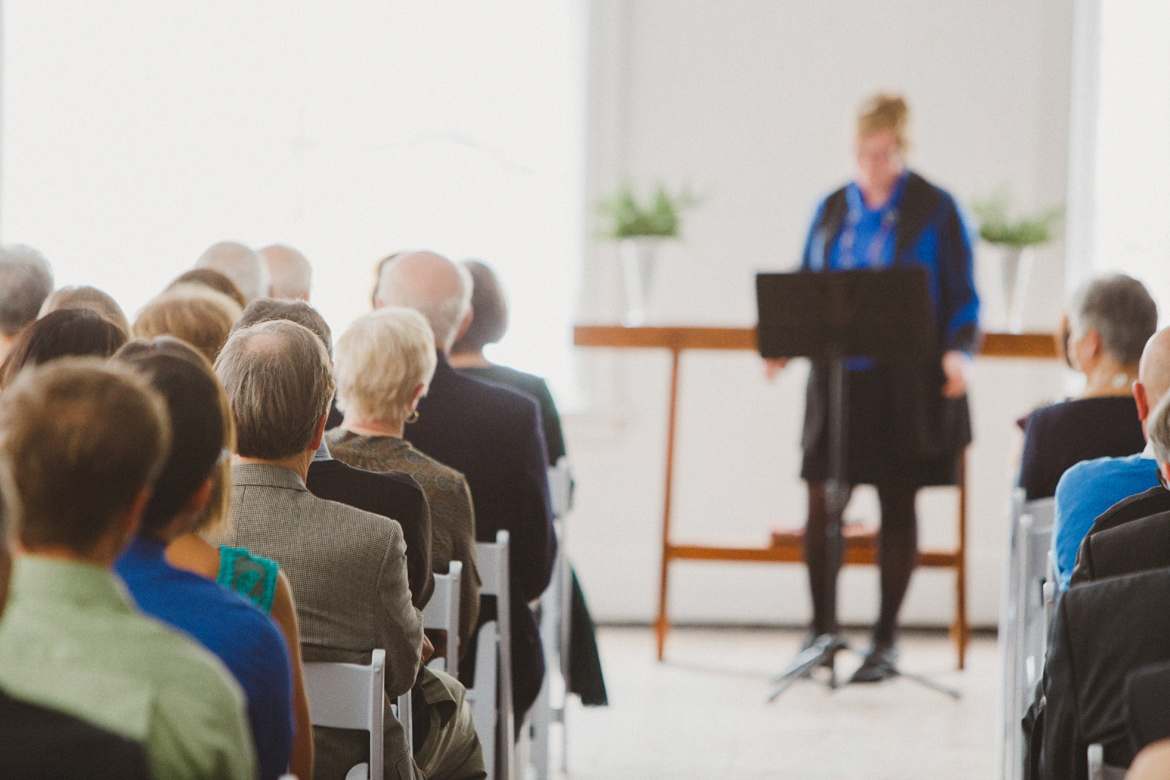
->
[[122, 609, 245, 700], [456, 366, 542, 421], [1056, 455, 1128, 495], [308, 489, 403, 535]]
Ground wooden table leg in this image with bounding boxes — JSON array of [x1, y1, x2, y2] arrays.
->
[[656, 348, 683, 661], [953, 450, 969, 670]]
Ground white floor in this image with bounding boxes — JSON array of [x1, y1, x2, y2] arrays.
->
[[556, 626, 999, 780]]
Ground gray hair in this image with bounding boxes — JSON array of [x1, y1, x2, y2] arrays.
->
[[0, 246, 53, 336], [334, 307, 437, 424], [1149, 389, 1170, 467], [260, 245, 312, 301], [1071, 274, 1158, 366], [373, 252, 472, 352], [195, 242, 270, 302], [214, 319, 335, 460]]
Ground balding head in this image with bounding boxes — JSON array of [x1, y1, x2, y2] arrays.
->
[[195, 242, 270, 302], [371, 251, 472, 352], [260, 245, 312, 301], [1134, 327, 1170, 434]]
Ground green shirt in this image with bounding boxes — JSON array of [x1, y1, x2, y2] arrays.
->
[[0, 556, 257, 780]]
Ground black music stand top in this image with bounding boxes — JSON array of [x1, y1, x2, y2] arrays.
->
[[755, 267, 933, 362]]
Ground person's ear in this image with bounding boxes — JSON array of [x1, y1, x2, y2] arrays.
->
[[410, 383, 426, 408], [308, 412, 328, 453], [1135, 382, 1151, 421], [109, 488, 150, 556], [453, 306, 474, 343], [184, 478, 213, 517], [1085, 328, 1103, 358]]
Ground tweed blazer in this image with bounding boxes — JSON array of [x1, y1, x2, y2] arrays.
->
[[221, 464, 424, 780]]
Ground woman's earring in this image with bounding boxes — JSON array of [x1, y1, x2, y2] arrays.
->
[[406, 409, 420, 424]]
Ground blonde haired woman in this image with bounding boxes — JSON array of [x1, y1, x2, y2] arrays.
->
[[770, 94, 980, 682]]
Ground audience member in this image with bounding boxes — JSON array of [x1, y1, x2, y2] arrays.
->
[[1051, 326, 1170, 587], [212, 320, 433, 780], [0, 359, 255, 780], [112, 340, 295, 780], [134, 285, 243, 363], [195, 241, 270, 302], [168, 267, 249, 309], [232, 298, 434, 602], [0, 308, 126, 388], [0, 245, 52, 361], [330, 307, 481, 654], [1019, 274, 1156, 500], [38, 284, 131, 335], [260, 244, 312, 300], [449, 260, 566, 466], [0, 464, 153, 780], [373, 250, 556, 721]]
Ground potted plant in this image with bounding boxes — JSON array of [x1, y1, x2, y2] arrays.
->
[[597, 183, 697, 326], [971, 189, 1063, 332]]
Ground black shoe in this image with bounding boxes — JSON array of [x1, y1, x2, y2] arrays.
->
[[849, 642, 899, 683]]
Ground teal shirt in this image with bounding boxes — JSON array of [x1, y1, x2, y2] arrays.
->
[[0, 556, 257, 780]]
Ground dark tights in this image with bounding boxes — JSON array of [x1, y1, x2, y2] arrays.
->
[[804, 482, 919, 647]]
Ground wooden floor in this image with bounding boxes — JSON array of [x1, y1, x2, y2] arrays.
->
[[553, 626, 998, 780]]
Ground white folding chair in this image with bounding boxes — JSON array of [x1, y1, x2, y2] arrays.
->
[[468, 531, 514, 780], [303, 649, 387, 780], [526, 459, 573, 779], [423, 560, 463, 674], [1087, 743, 1127, 780]]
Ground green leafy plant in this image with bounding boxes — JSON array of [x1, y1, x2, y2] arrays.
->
[[971, 188, 1063, 247], [597, 183, 698, 239]]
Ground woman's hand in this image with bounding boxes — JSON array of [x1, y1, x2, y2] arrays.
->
[[941, 350, 972, 398], [764, 358, 789, 381]]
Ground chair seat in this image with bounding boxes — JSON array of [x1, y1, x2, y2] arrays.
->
[[771, 522, 879, 549]]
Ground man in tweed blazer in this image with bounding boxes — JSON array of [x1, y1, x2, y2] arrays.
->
[[214, 320, 429, 780]]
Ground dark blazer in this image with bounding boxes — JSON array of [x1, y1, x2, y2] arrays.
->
[[405, 351, 556, 718], [1041, 567, 1170, 779], [1125, 661, 1170, 755], [1071, 510, 1170, 586], [307, 458, 434, 608], [800, 172, 978, 465], [0, 688, 152, 780], [1069, 486, 1170, 586]]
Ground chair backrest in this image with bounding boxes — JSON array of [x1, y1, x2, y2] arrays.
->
[[1126, 661, 1170, 752], [303, 649, 385, 780], [423, 560, 463, 673], [471, 531, 514, 780], [548, 458, 572, 519]]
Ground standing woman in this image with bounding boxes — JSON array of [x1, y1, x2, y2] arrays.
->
[[771, 94, 980, 681]]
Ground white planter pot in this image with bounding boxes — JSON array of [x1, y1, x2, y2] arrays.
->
[[993, 244, 1034, 333], [619, 236, 666, 326]]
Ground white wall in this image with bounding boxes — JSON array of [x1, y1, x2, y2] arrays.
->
[[566, 0, 1074, 629]]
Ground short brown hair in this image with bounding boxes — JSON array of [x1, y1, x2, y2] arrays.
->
[[0, 308, 128, 389], [168, 268, 248, 310], [857, 93, 910, 151], [134, 286, 243, 364], [215, 320, 335, 460], [234, 299, 333, 358], [0, 358, 170, 553], [451, 260, 508, 354], [38, 286, 131, 337]]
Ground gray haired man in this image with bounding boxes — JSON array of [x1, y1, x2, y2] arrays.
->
[[0, 245, 52, 360]]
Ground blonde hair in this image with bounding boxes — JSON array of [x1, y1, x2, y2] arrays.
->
[[857, 93, 911, 151], [334, 307, 438, 425], [39, 286, 131, 336], [133, 285, 243, 364]]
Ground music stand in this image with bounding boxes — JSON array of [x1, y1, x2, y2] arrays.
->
[[757, 267, 959, 701]]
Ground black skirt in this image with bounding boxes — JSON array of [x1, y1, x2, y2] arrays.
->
[[800, 363, 965, 488]]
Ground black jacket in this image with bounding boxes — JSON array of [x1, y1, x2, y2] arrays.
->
[[1069, 486, 1170, 586]]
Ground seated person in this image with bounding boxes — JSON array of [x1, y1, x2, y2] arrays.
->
[[1019, 274, 1156, 500], [0, 470, 152, 780], [231, 297, 434, 604], [214, 320, 483, 780], [447, 259, 607, 706], [373, 250, 556, 722], [0, 244, 52, 362], [0, 307, 125, 387], [449, 260, 565, 466], [1052, 326, 1170, 588], [0, 359, 254, 780], [134, 284, 243, 364], [1069, 390, 1170, 586], [260, 244, 313, 301], [112, 339, 294, 780], [167, 267, 249, 309], [1041, 565, 1170, 779], [38, 284, 131, 336], [195, 240, 270, 302], [329, 307, 481, 655]]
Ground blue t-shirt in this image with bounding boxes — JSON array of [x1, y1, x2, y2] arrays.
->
[[1052, 453, 1161, 589], [116, 536, 294, 780]]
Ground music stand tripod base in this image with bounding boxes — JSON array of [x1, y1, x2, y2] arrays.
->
[[767, 633, 849, 701]]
